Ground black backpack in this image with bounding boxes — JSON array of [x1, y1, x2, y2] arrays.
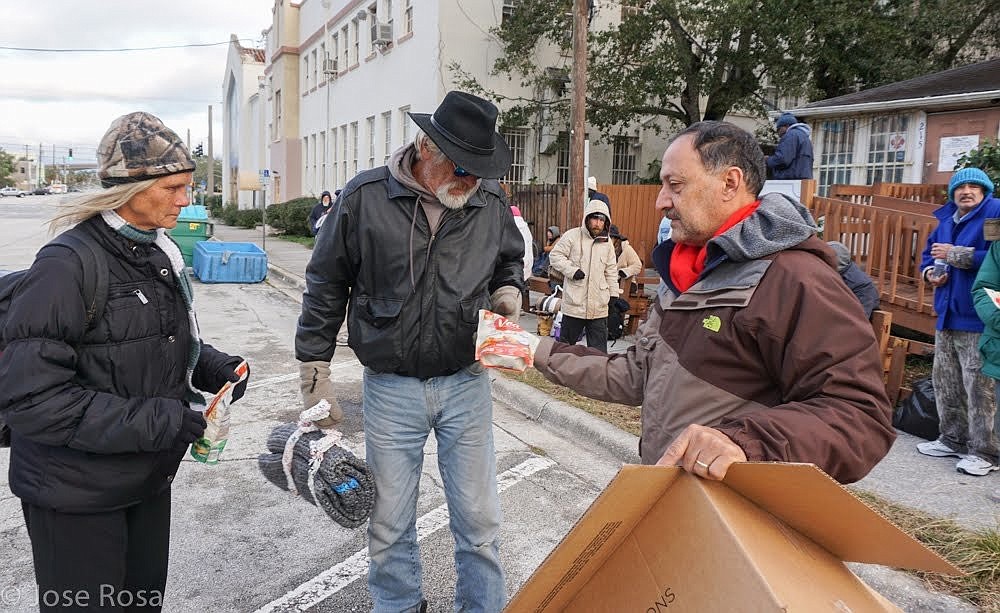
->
[[607, 297, 631, 341], [0, 231, 108, 447]]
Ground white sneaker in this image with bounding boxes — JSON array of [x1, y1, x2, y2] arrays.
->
[[956, 455, 999, 476], [916, 439, 964, 458]]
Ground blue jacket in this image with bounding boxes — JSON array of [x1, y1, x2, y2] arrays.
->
[[767, 124, 813, 180], [921, 196, 1000, 332]]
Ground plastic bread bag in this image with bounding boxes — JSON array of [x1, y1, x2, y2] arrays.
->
[[474, 309, 540, 373], [191, 360, 250, 464]]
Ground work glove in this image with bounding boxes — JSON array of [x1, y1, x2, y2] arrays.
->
[[573, 269, 586, 281], [490, 286, 522, 324], [175, 407, 207, 446], [618, 270, 627, 280], [299, 361, 344, 428]]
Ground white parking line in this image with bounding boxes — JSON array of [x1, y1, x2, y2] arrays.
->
[[253, 455, 557, 612], [246, 360, 362, 390]]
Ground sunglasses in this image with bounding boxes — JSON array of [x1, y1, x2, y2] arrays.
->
[[453, 165, 473, 178]]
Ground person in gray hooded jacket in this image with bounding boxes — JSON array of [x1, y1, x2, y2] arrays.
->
[[534, 121, 894, 485]]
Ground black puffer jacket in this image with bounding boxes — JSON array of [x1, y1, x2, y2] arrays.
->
[[0, 216, 237, 512], [296, 167, 524, 379]]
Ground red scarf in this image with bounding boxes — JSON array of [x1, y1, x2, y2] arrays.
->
[[669, 201, 760, 293]]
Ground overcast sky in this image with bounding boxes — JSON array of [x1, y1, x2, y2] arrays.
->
[[0, 0, 275, 166]]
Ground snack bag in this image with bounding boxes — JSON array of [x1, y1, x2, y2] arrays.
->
[[475, 309, 540, 373], [191, 360, 250, 464]]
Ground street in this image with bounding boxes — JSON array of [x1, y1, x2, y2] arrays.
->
[[0, 197, 624, 612]]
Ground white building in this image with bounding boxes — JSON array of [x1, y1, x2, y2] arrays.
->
[[224, 0, 765, 207], [222, 35, 267, 209]]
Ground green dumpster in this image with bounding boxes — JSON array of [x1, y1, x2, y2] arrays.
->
[[168, 205, 214, 267]]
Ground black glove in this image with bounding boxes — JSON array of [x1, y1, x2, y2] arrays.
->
[[618, 270, 627, 280], [176, 408, 207, 446], [573, 269, 586, 281], [222, 362, 249, 403]]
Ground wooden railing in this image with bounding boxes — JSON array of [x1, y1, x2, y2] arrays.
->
[[808, 196, 937, 335], [829, 182, 948, 204]]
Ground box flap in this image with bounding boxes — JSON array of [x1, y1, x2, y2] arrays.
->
[[722, 463, 960, 575], [503, 465, 682, 612]]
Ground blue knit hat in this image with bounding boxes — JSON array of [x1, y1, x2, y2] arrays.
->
[[948, 167, 994, 201], [775, 113, 797, 129]]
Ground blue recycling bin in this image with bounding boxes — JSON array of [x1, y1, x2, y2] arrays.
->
[[192, 242, 268, 283]]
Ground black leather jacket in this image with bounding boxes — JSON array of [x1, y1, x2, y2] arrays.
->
[[296, 167, 525, 379], [0, 216, 237, 512]]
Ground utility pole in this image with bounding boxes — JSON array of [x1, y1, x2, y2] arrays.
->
[[207, 105, 214, 196], [24, 145, 30, 188], [568, 0, 588, 233], [38, 143, 43, 187]]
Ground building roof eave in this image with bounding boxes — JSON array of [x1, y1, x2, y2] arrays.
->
[[790, 90, 1000, 118]]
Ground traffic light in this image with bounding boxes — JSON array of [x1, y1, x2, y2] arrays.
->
[[193, 144, 204, 158]]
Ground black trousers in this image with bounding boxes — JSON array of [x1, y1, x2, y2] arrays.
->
[[21, 488, 172, 612], [558, 314, 608, 353]]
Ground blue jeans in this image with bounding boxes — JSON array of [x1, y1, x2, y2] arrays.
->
[[363, 365, 505, 613]]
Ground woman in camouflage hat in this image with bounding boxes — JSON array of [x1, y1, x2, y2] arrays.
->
[[0, 112, 249, 611]]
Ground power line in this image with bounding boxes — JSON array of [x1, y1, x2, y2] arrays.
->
[[0, 39, 258, 53]]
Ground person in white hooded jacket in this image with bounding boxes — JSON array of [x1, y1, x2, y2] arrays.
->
[[549, 199, 620, 351]]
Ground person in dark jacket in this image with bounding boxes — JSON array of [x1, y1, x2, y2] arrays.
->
[[0, 112, 247, 612], [587, 175, 611, 212], [766, 112, 813, 180], [827, 241, 880, 318], [309, 190, 335, 235], [295, 91, 523, 613]]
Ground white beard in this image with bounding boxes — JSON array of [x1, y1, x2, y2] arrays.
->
[[436, 178, 482, 209]]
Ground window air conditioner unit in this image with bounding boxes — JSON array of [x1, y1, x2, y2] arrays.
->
[[323, 58, 338, 74], [372, 22, 393, 46]]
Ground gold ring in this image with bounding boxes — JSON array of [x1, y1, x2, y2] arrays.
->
[[695, 460, 711, 470]]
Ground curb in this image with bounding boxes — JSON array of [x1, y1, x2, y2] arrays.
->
[[490, 374, 640, 465]]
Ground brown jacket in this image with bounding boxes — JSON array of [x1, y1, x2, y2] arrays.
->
[[535, 194, 894, 483]]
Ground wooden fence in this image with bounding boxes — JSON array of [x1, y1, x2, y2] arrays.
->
[[808, 196, 937, 335], [829, 182, 948, 205]]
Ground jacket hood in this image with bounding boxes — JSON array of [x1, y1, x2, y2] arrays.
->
[[320, 190, 332, 205], [581, 199, 612, 239], [711, 192, 818, 262], [547, 225, 561, 240], [789, 123, 812, 138]]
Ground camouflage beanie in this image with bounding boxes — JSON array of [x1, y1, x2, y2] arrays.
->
[[97, 112, 194, 188]]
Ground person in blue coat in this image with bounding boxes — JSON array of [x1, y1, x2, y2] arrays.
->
[[916, 167, 1000, 476], [766, 113, 813, 180]]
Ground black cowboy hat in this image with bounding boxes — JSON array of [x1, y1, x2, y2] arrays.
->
[[408, 91, 512, 179]]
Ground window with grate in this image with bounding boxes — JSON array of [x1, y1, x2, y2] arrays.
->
[[400, 106, 411, 144], [865, 115, 909, 185], [502, 128, 527, 183], [502, 0, 519, 26], [556, 131, 570, 185], [340, 124, 351, 185], [612, 136, 639, 184], [403, 0, 413, 34], [341, 26, 350, 68], [385, 0, 393, 35], [312, 49, 319, 86], [331, 128, 338, 187], [274, 90, 282, 141], [330, 34, 338, 71], [383, 111, 392, 164], [816, 119, 856, 196], [351, 21, 360, 64], [622, 0, 644, 19], [351, 122, 359, 177], [303, 55, 310, 91], [320, 131, 327, 188], [367, 116, 376, 169]]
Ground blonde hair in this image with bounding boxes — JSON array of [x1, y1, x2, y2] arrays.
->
[[48, 178, 159, 234]]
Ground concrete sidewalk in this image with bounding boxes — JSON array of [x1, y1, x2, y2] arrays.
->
[[208, 221, 989, 612]]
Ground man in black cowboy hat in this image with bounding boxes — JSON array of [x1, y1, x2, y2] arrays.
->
[[295, 90, 524, 613]]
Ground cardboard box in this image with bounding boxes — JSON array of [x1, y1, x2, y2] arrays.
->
[[506, 463, 960, 613]]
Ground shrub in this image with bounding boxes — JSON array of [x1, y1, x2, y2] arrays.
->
[[265, 202, 288, 232], [220, 204, 240, 226], [282, 198, 315, 236], [956, 139, 1000, 188], [234, 208, 263, 229]]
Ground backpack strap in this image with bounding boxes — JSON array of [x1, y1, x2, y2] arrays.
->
[[48, 232, 109, 330]]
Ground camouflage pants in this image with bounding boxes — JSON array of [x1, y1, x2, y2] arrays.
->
[[933, 329, 998, 461]]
